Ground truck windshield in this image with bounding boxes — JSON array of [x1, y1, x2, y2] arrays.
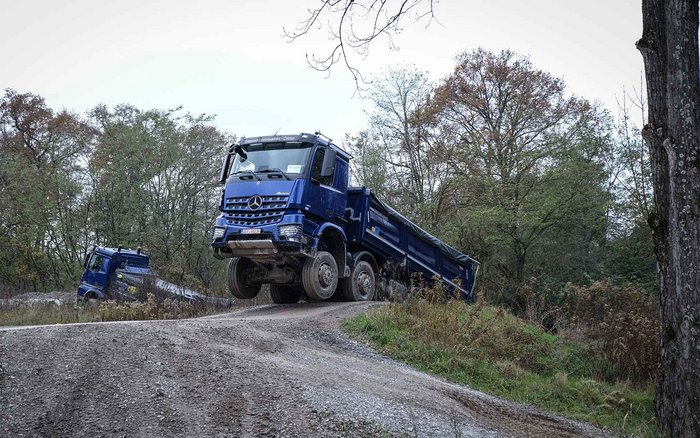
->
[[230, 142, 312, 178]]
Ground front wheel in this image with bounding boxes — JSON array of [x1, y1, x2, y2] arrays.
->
[[343, 261, 376, 301], [79, 292, 100, 305], [302, 251, 338, 301], [269, 285, 302, 304], [227, 257, 261, 299]]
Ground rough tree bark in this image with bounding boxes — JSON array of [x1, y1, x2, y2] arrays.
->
[[637, 1, 700, 435]]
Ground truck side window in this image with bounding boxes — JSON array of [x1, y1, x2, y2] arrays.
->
[[311, 148, 333, 185], [333, 159, 347, 191], [88, 255, 104, 272]]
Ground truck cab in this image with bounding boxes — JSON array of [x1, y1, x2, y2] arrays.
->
[[212, 133, 353, 303], [77, 246, 234, 306], [77, 246, 151, 302]]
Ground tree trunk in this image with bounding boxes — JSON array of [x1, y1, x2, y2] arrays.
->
[[637, 1, 700, 435]]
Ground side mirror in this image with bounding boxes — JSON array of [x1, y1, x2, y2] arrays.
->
[[320, 149, 336, 178], [219, 153, 231, 184], [234, 145, 247, 161]]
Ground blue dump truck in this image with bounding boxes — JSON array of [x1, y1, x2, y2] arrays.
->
[[77, 246, 232, 307], [212, 132, 479, 304]]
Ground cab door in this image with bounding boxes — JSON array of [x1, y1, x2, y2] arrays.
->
[[305, 146, 346, 222], [82, 253, 110, 292]]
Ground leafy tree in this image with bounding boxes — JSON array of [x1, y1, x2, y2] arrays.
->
[[0, 89, 94, 290], [345, 130, 391, 193], [0, 94, 230, 294], [88, 104, 228, 288], [430, 50, 612, 305]]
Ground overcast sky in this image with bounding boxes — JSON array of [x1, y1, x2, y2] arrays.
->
[[1, 0, 644, 145]]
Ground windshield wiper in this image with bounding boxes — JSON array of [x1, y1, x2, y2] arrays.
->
[[257, 168, 291, 180], [231, 170, 261, 181]]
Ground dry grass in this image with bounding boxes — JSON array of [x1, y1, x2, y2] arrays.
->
[[0, 293, 228, 326], [563, 281, 659, 383], [0, 302, 101, 326], [344, 292, 656, 436]]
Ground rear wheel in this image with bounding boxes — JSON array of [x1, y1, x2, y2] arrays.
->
[[269, 285, 302, 304], [227, 257, 261, 299], [302, 251, 338, 300], [343, 261, 376, 301]]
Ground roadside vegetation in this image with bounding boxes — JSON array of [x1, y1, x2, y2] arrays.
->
[[344, 282, 657, 437], [0, 293, 226, 327]]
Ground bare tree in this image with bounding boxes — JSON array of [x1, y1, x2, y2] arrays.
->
[[608, 86, 653, 233], [286, 0, 436, 90], [637, 1, 700, 435]]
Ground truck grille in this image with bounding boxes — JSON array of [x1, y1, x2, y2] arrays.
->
[[224, 195, 289, 226]]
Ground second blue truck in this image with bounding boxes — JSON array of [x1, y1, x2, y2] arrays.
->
[[212, 132, 479, 304]]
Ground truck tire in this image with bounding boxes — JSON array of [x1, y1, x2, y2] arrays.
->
[[302, 251, 338, 300], [269, 285, 302, 304], [227, 257, 261, 299], [81, 292, 99, 305], [343, 261, 376, 301]]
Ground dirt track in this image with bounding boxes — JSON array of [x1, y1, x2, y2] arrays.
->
[[0, 302, 607, 437]]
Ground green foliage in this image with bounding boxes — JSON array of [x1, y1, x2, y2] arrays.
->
[[344, 300, 656, 436], [345, 51, 657, 321], [600, 223, 657, 292], [0, 89, 95, 291], [88, 104, 228, 290], [0, 90, 231, 294], [347, 52, 625, 311]]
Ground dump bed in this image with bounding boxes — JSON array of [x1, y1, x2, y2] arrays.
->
[[345, 187, 479, 300]]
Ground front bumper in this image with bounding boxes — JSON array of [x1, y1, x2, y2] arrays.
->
[[226, 238, 279, 256], [213, 236, 311, 258], [211, 214, 313, 259]]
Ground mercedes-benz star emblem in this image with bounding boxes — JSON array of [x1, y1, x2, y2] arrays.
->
[[247, 195, 263, 210]]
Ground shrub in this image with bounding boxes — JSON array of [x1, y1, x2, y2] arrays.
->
[[517, 277, 567, 331], [563, 281, 658, 383]]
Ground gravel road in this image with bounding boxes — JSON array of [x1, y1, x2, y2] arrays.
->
[[0, 302, 607, 437]]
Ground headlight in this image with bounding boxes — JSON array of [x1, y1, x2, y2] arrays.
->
[[213, 227, 225, 240], [279, 224, 302, 240]]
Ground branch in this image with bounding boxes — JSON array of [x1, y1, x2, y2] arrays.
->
[[285, 0, 436, 92]]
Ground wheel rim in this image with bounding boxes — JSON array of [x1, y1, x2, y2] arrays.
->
[[318, 262, 334, 288], [358, 271, 373, 297]]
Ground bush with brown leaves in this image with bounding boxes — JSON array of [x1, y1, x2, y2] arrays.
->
[[563, 281, 658, 383]]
